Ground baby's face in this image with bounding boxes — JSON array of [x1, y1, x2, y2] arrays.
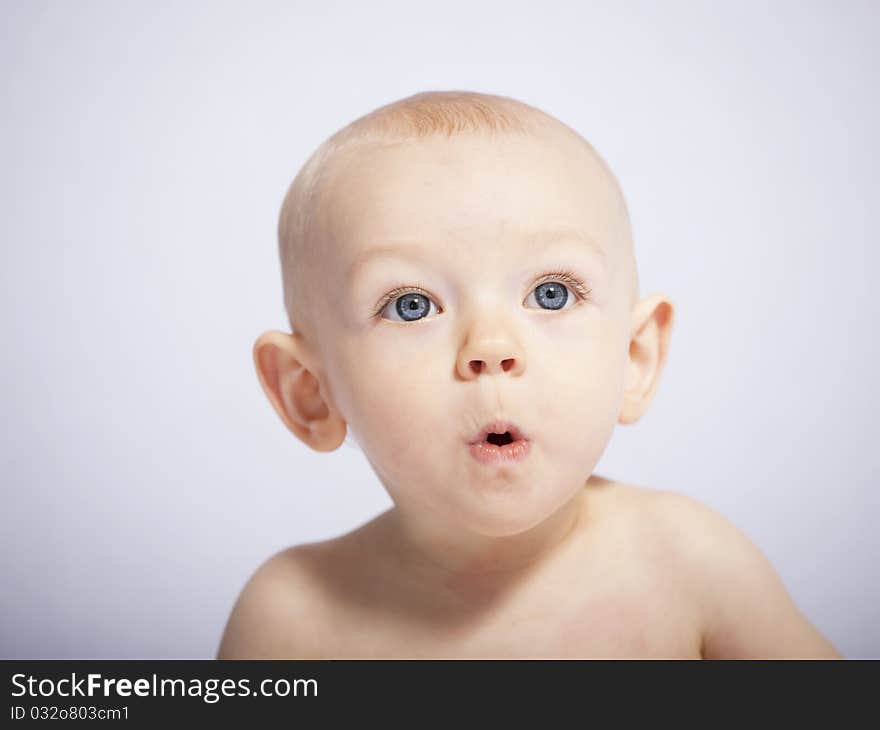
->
[[307, 128, 635, 537]]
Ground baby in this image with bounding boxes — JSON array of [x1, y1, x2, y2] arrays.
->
[[218, 90, 840, 659]]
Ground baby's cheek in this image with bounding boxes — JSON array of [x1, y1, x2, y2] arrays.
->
[[332, 351, 438, 455], [532, 345, 623, 459]]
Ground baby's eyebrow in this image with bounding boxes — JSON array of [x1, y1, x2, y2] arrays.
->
[[346, 229, 606, 283]]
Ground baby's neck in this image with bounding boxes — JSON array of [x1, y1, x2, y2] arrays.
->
[[386, 483, 592, 591]]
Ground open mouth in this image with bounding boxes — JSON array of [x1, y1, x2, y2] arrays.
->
[[469, 420, 528, 446], [485, 431, 515, 446], [468, 421, 531, 464]]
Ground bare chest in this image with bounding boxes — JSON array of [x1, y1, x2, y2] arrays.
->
[[319, 572, 702, 659]]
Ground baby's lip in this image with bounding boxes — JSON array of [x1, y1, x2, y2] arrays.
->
[[468, 420, 529, 445]]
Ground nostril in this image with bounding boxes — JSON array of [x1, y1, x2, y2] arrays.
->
[[469, 359, 516, 375]]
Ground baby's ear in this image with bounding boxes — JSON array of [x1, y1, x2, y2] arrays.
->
[[618, 294, 675, 425], [252, 330, 347, 452]]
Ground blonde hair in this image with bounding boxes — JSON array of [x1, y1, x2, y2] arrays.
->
[[277, 90, 636, 338]]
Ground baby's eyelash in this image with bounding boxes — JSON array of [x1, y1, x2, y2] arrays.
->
[[371, 270, 592, 317], [533, 270, 593, 302]]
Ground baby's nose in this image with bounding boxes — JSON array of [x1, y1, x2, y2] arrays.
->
[[456, 318, 526, 379], [468, 357, 518, 375]]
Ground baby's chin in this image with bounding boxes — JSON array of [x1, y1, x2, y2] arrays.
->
[[449, 488, 578, 539]]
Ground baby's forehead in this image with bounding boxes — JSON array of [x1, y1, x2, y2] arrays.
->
[[315, 131, 623, 256]]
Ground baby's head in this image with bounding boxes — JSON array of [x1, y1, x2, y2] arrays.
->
[[256, 90, 673, 539]]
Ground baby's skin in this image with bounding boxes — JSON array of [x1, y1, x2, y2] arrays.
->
[[218, 93, 840, 659], [218, 476, 839, 658]]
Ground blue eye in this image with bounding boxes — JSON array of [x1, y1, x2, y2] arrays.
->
[[525, 281, 571, 311], [393, 292, 436, 322], [376, 272, 590, 322]]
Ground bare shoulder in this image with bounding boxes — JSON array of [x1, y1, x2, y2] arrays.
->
[[216, 541, 336, 659], [621, 485, 841, 659], [216, 511, 398, 659]]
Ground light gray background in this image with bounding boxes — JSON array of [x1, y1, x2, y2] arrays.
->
[[2, 0, 877, 658]]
